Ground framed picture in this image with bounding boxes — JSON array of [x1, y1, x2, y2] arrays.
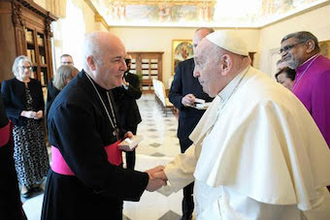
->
[[172, 39, 194, 75], [320, 40, 330, 58]]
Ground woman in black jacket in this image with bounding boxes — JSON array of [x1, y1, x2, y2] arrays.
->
[[1, 55, 49, 198]]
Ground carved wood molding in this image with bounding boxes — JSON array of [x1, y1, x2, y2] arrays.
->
[[15, 0, 58, 21], [45, 16, 53, 37], [11, 1, 25, 27]]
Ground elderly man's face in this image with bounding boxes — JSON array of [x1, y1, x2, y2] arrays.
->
[[193, 40, 221, 97], [280, 37, 306, 69], [95, 39, 127, 90]]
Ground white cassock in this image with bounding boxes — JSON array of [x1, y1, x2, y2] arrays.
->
[[163, 66, 330, 220]]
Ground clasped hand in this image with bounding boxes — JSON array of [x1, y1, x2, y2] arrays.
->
[[145, 165, 168, 192], [21, 110, 43, 119]]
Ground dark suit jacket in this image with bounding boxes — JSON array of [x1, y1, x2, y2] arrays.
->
[[112, 72, 142, 134], [1, 77, 44, 126], [169, 58, 213, 151], [46, 79, 60, 120]]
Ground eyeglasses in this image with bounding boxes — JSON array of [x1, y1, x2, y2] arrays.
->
[[279, 42, 304, 54], [19, 66, 33, 71], [61, 62, 73, 65]]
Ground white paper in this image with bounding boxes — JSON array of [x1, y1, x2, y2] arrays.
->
[[118, 135, 143, 151]]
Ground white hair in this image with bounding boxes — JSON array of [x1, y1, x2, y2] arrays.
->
[[12, 55, 32, 77], [82, 32, 105, 70]]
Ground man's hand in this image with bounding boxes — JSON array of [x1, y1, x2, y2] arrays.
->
[[181, 94, 196, 107], [146, 165, 167, 192], [124, 131, 133, 139]]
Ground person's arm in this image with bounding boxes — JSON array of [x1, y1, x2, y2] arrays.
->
[[169, 64, 184, 110], [34, 80, 45, 119], [1, 80, 23, 120], [311, 70, 330, 147], [163, 145, 196, 191]]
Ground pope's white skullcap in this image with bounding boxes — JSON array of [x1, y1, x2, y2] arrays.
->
[[206, 31, 249, 56]]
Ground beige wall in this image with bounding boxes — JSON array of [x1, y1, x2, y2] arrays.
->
[[259, 3, 330, 77], [33, 0, 47, 9], [110, 27, 260, 87]]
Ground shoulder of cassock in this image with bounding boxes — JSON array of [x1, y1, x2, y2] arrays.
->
[[192, 67, 330, 211]]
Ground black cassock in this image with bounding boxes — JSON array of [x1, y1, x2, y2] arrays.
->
[[0, 92, 26, 220], [42, 71, 149, 220]]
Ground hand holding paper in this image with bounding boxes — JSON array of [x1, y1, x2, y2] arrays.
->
[[118, 135, 143, 151]]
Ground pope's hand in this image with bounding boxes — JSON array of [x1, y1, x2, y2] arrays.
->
[[146, 165, 167, 192]]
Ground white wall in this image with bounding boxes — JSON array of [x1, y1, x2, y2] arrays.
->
[[259, 3, 330, 77], [110, 27, 260, 87], [52, 0, 106, 71]]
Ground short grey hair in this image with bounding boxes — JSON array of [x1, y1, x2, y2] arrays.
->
[[281, 31, 320, 51], [12, 55, 32, 77], [53, 65, 79, 90], [82, 32, 104, 70]]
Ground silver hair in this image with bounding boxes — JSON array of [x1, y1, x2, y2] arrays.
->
[[82, 32, 104, 70], [281, 31, 320, 51], [12, 55, 32, 77]]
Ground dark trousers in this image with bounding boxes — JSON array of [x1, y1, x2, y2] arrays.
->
[[179, 137, 194, 219], [125, 126, 137, 170], [125, 150, 136, 170]]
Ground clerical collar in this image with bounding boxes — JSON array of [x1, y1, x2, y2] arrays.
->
[[217, 66, 250, 106], [297, 53, 320, 73]]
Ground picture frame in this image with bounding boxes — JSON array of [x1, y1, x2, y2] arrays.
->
[[320, 40, 330, 58], [172, 39, 194, 75]]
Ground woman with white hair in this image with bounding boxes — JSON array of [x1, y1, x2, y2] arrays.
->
[[1, 55, 49, 198]]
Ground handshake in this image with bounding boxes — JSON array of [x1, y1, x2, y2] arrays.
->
[[145, 165, 168, 192]]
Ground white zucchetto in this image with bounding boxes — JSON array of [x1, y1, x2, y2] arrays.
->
[[206, 31, 249, 56]]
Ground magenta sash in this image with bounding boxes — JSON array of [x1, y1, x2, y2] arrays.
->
[[0, 122, 10, 147], [51, 140, 122, 176]]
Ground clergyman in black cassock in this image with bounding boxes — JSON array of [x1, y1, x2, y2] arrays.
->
[[41, 32, 164, 220]]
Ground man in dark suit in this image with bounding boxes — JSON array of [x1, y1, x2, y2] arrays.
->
[[169, 27, 214, 220], [112, 54, 142, 170]]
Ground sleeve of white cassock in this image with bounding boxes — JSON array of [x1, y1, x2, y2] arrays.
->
[[163, 145, 197, 192]]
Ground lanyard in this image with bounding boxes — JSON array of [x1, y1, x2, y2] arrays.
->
[[85, 72, 119, 139]]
